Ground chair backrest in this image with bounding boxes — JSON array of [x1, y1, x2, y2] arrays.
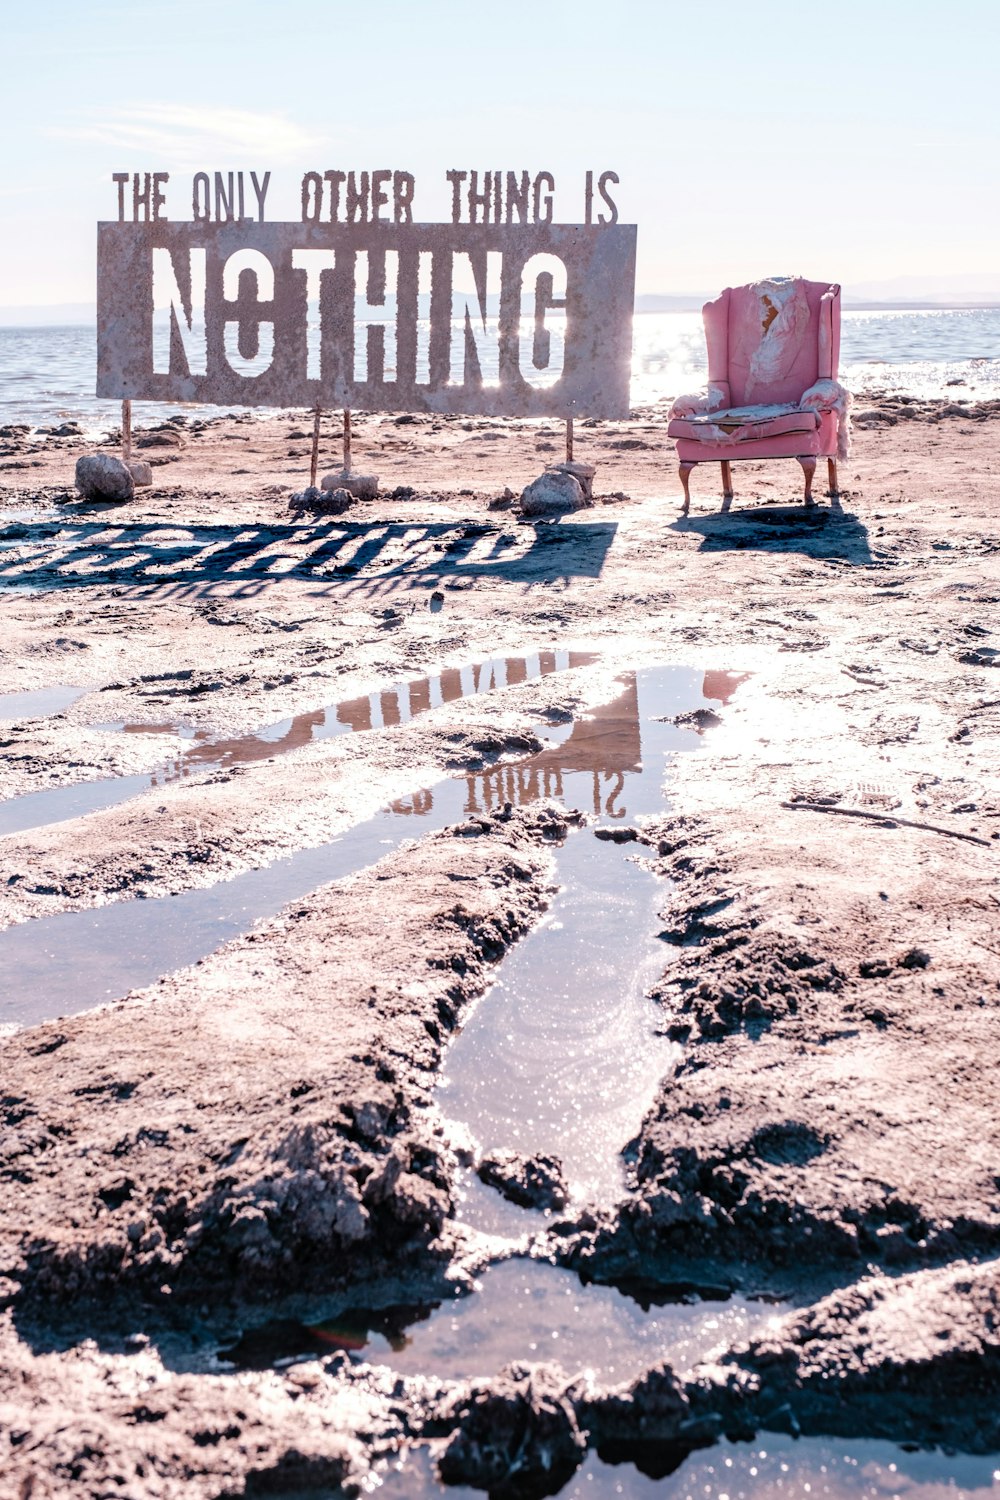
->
[[704, 277, 841, 407]]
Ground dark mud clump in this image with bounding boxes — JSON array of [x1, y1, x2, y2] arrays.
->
[[439, 1362, 588, 1500], [477, 1150, 569, 1212]]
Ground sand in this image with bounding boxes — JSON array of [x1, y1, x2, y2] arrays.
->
[[0, 398, 998, 1496]]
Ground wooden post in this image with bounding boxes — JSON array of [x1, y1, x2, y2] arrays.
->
[[121, 399, 132, 467], [309, 404, 321, 489], [565, 416, 574, 464], [343, 408, 352, 473]]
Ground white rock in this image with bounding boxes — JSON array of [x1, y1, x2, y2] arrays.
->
[[552, 460, 596, 501], [75, 454, 134, 501], [128, 460, 153, 488], [320, 470, 379, 500], [519, 469, 586, 516]]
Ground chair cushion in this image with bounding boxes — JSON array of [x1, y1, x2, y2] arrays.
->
[[667, 404, 820, 444]]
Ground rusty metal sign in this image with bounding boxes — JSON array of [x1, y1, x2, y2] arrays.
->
[[96, 222, 636, 418]]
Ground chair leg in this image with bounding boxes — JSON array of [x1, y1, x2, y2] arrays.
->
[[720, 460, 734, 505], [827, 458, 839, 497], [798, 456, 817, 506], [679, 461, 696, 516]]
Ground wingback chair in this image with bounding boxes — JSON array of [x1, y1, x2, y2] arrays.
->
[[667, 277, 849, 514]]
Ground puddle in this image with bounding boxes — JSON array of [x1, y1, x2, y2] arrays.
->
[[0, 650, 597, 838], [0, 684, 86, 720], [372, 1437, 1000, 1499], [0, 666, 701, 1039], [438, 673, 696, 1210], [0, 773, 154, 839], [7, 660, 783, 1440], [220, 1260, 773, 1386], [189, 664, 759, 1401]]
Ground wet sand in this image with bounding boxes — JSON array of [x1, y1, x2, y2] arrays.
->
[[0, 399, 998, 1497]]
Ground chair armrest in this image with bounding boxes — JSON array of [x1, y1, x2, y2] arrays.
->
[[669, 381, 730, 419]]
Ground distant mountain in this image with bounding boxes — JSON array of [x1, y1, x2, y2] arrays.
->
[[3, 274, 998, 330], [843, 273, 1000, 306], [0, 302, 96, 326], [635, 294, 713, 313]]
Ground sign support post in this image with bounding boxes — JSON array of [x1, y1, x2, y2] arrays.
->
[[309, 404, 322, 490]]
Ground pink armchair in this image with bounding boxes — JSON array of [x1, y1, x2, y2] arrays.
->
[[667, 277, 850, 515]]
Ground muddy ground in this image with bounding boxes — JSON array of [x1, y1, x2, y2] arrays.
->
[[0, 397, 998, 1497]]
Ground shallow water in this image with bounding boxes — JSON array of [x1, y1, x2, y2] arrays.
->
[[221, 1259, 773, 1387], [7, 662, 786, 1433], [372, 1437, 1000, 1499], [211, 664, 762, 1392], [0, 684, 86, 720], [0, 649, 596, 838], [438, 672, 697, 1209], [0, 662, 707, 1032]]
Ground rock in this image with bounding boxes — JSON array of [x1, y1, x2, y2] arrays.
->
[[321, 471, 379, 500], [519, 470, 586, 516], [478, 1149, 568, 1211], [671, 708, 722, 733], [290, 486, 324, 508], [136, 427, 184, 448], [593, 826, 638, 843], [75, 453, 134, 502], [128, 460, 153, 488], [295, 487, 353, 514], [551, 461, 596, 501], [40, 421, 82, 438], [439, 1363, 586, 1500]]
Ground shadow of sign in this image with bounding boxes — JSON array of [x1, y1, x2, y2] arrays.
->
[[0, 518, 618, 597], [671, 504, 873, 565]]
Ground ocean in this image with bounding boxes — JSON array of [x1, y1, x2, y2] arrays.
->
[[0, 306, 997, 435]]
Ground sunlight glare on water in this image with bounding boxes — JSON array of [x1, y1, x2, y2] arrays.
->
[[372, 1436, 1000, 1500], [1, 307, 997, 430], [629, 307, 1000, 407]]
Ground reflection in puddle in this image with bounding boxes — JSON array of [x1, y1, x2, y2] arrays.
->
[[0, 651, 597, 838], [218, 1301, 438, 1370], [375, 1436, 1000, 1500], [0, 684, 86, 720], [219, 1260, 773, 1386], [145, 650, 598, 783], [702, 670, 751, 706], [0, 667, 699, 1042]]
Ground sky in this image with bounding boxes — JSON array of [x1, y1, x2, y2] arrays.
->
[[1, 0, 998, 309]]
